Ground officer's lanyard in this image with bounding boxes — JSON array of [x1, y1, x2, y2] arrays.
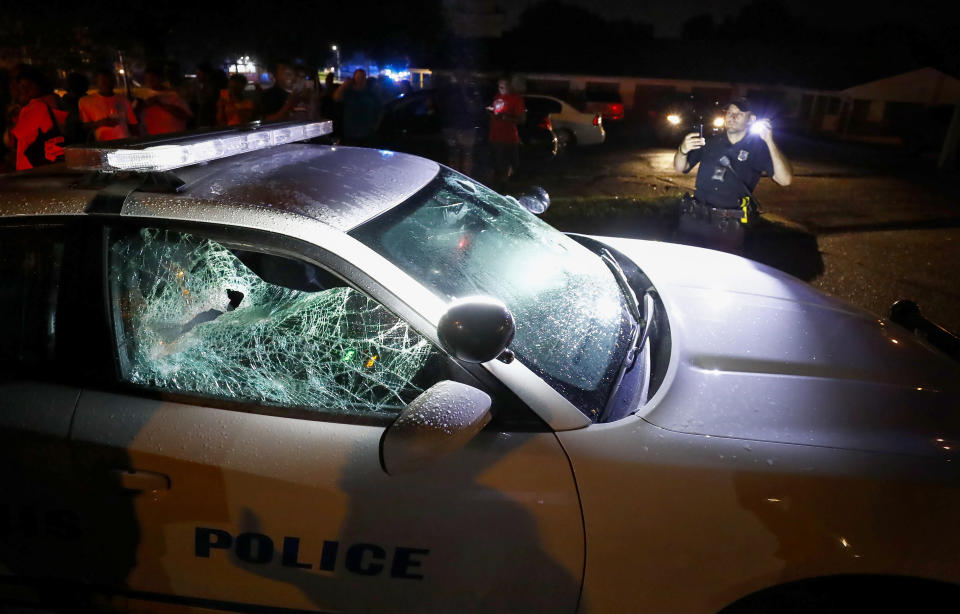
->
[[717, 138, 761, 222]]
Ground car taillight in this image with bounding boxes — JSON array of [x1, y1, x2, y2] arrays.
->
[[593, 114, 601, 126], [539, 116, 552, 131]]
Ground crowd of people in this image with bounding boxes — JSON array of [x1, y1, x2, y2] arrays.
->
[[0, 60, 412, 172], [1, 59, 534, 194]]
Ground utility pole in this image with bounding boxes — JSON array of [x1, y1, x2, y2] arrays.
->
[[117, 50, 131, 100]]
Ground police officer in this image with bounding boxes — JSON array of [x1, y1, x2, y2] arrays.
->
[[673, 97, 793, 251]]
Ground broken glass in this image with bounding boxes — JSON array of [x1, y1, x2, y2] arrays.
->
[[109, 228, 438, 415], [351, 170, 633, 419]]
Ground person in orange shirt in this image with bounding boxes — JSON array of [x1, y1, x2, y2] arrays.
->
[[217, 74, 256, 126], [140, 66, 192, 135], [79, 69, 138, 141]]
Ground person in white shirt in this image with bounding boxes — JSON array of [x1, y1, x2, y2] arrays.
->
[[79, 69, 137, 141]]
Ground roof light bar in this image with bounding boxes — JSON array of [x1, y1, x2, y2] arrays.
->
[[65, 121, 333, 172]]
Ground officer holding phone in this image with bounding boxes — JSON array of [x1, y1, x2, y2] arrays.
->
[[672, 97, 793, 251]]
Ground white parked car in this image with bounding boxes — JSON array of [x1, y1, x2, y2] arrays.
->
[[525, 94, 605, 148], [1, 122, 958, 613]]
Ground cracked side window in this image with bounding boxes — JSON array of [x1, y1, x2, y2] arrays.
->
[[108, 227, 440, 416]]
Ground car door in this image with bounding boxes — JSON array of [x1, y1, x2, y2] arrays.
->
[[0, 222, 110, 604], [70, 223, 584, 613]]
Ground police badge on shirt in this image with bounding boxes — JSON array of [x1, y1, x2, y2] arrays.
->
[[686, 134, 774, 209]]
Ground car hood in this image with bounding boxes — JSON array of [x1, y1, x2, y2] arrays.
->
[[597, 237, 960, 458]]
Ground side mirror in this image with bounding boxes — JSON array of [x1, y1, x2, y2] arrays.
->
[[380, 380, 492, 475], [512, 186, 550, 214], [437, 296, 515, 363]]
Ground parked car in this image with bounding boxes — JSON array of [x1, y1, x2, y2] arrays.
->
[[583, 89, 624, 122], [379, 88, 557, 168], [2, 122, 960, 613], [524, 94, 605, 148], [377, 88, 447, 160]]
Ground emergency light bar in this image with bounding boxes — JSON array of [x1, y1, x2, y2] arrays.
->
[[65, 121, 333, 172]]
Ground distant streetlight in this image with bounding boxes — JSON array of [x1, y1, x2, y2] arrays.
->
[[331, 44, 341, 79]]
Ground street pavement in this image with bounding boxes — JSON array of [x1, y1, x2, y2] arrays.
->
[[516, 126, 960, 335]]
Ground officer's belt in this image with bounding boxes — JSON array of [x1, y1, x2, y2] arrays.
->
[[682, 197, 744, 220]]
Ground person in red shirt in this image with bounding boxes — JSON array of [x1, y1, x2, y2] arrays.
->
[[10, 66, 67, 171], [140, 67, 192, 135], [2, 63, 30, 171], [486, 77, 525, 187]]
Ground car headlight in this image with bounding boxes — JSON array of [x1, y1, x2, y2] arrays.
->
[[713, 116, 725, 128], [667, 114, 681, 125]]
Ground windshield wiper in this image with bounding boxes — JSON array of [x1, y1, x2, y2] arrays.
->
[[637, 291, 656, 355], [600, 249, 657, 422]]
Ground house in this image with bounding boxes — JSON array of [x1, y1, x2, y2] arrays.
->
[[810, 67, 960, 142]]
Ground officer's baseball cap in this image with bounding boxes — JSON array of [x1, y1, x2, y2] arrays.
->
[[726, 97, 753, 113]]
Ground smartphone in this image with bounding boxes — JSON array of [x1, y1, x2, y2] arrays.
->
[[692, 123, 703, 138]]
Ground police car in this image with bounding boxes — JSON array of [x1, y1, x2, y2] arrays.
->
[[1, 122, 958, 613]]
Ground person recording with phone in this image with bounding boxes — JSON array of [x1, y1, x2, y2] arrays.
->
[[261, 60, 312, 122], [672, 97, 792, 251], [486, 76, 525, 189]]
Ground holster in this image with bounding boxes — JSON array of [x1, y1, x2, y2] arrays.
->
[[682, 194, 757, 227]]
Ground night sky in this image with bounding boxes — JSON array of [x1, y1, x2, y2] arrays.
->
[[508, 0, 946, 38], [2, 0, 956, 83], [7, 0, 951, 41]]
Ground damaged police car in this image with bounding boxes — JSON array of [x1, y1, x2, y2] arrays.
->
[[2, 122, 959, 613]]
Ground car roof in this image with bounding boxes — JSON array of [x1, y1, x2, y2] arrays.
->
[[525, 94, 567, 105], [0, 144, 440, 232]]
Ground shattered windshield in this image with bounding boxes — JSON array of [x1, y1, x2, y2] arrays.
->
[[109, 228, 440, 415], [351, 170, 632, 419]]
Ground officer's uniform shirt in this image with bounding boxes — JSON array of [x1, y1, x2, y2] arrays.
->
[[685, 133, 773, 209]]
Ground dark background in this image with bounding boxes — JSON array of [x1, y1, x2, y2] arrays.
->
[[2, 0, 957, 87]]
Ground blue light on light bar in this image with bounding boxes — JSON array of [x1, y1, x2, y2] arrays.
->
[[65, 121, 333, 172]]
